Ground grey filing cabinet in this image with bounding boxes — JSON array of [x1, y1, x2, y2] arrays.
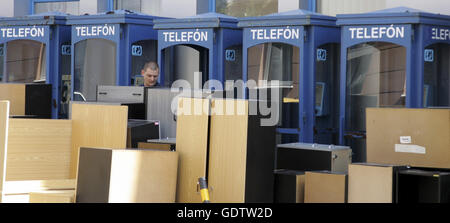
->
[[276, 143, 352, 172]]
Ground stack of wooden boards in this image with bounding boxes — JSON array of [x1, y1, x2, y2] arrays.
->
[[0, 96, 275, 203], [274, 108, 450, 203], [175, 97, 276, 203], [355, 108, 450, 203], [0, 102, 178, 203]]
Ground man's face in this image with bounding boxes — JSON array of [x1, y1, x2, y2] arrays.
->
[[142, 68, 159, 87]]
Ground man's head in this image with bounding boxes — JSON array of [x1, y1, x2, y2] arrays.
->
[[141, 61, 159, 87]]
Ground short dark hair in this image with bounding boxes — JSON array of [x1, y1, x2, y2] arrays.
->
[[142, 61, 159, 71]]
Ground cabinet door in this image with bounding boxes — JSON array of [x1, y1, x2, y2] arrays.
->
[[175, 97, 210, 203], [0, 101, 9, 203], [208, 99, 249, 203]]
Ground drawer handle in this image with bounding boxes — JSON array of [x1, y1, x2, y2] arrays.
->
[[98, 92, 107, 95], [132, 93, 142, 96]]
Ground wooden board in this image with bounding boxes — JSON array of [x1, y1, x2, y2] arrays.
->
[[7, 119, 72, 181], [304, 171, 347, 203], [0, 101, 10, 202], [366, 108, 450, 169], [138, 142, 173, 151], [208, 99, 249, 203], [0, 84, 25, 116], [76, 147, 178, 203], [2, 179, 76, 203], [70, 103, 128, 178], [348, 163, 394, 203], [175, 97, 210, 203], [109, 149, 178, 203], [3, 179, 76, 194], [296, 175, 305, 203], [29, 190, 75, 203]]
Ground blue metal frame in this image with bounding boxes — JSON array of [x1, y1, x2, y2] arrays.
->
[[29, 0, 79, 15], [309, 0, 316, 12], [0, 13, 70, 119], [238, 9, 340, 143], [336, 7, 450, 145], [66, 10, 163, 101], [209, 0, 216, 13], [154, 12, 242, 87]]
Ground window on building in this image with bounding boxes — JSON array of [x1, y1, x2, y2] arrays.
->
[[216, 0, 278, 17], [33, 0, 80, 15], [114, 0, 160, 15]]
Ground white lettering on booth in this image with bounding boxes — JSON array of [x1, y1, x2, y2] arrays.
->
[[0, 27, 45, 38], [431, 28, 450, 41], [250, 28, 300, 40], [348, 25, 405, 39], [162, 31, 208, 42], [75, 25, 116, 37]]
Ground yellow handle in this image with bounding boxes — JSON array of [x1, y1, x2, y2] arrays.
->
[[200, 188, 210, 203]]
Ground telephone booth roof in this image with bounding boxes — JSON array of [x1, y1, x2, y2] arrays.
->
[[153, 12, 239, 29], [337, 7, 450, 26], [238, 9, 337, 28], [0, 12, 69, 26], [66, 10, 165, 26]]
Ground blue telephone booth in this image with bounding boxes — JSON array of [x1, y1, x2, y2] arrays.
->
[[0, 12, 71, 119], [337, 7, 450, 162], [67, 10, 164, 102], [154, 13, 242, 88], [238, 10, 340, 144]]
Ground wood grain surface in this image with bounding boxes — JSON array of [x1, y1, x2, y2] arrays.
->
[[70, 103, 128, 178]]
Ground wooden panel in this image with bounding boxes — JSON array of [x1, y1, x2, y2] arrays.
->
[[296, 175, 305, 203], [7, 119, 72, 180], [109, 149, 178, 203], [70, 103, 128, 178], [138, 142, 173, 151], [76, 147, 178, 203], [175, 97, 210, 203], [2, 194, 29, 203], [208, 99, 249, 203], [304, 171, 347, 203], [367, 108, 450, 169], [76, 147, 113, 203], [3, 179, 76, 194], [0, 84, 25, 116], [29, 190, 75, 203], [348, 163, 393, 203], [2, 179, 76, 203], [0, 101, 10, 203]]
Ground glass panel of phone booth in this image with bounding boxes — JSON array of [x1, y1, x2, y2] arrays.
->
[[247, 42, 299, 133], [163, 45, 209, 89], [424, 43, 450, 107], [6, 40, 47, 83], [74, 39, 117, 101], [131, 40, 157, 86], [346, 42, 406, 162]]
